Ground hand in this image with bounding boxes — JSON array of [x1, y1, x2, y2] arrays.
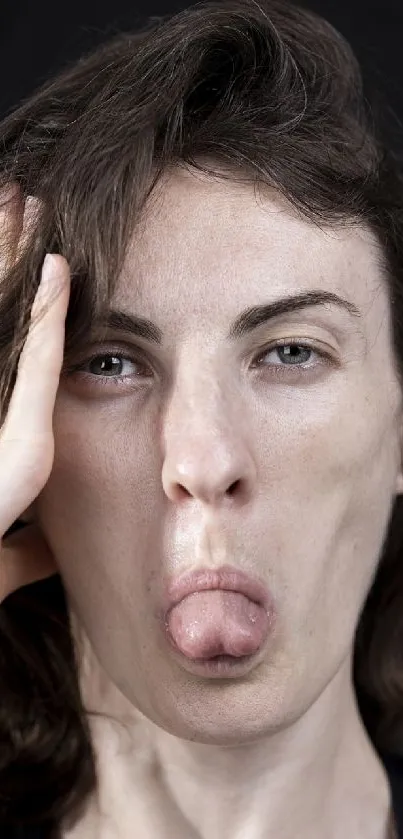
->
[[0, 184, 71, 602]]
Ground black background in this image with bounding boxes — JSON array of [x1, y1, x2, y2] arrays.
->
[[1, 0, 403, 155]]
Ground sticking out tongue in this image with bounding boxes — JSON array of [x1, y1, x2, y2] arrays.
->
[[166, 590, 269, 660]]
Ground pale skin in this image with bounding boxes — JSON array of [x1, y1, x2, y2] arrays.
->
[[2, 168, 403, 838]]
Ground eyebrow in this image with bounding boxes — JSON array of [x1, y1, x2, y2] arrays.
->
[[95, 290, 361, 344]]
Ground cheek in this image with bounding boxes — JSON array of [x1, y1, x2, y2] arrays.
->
[[34, 411, 163, 602], [42, 405, 159, 515], [254, 385, 398, 637]]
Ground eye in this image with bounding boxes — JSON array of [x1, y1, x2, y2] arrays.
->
[[66, 350, 151, 388], [252, 340, 332, 373]]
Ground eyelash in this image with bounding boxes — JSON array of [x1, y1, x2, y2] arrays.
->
[[67, 340, 334, 389]]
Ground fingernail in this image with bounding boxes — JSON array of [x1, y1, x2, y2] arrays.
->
[[34, 254, 57, 306], [42, 253, 56, 283]]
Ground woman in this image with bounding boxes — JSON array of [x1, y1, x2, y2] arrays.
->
[[0, 0, 402, 836]]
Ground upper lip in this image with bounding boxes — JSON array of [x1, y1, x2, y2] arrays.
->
[[162, 563, 271, 618]]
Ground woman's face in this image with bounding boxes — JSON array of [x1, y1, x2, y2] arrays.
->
[[34, 168, 403, 742]]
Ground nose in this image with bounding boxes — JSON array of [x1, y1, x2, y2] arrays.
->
[[160, 374, 257, 507]]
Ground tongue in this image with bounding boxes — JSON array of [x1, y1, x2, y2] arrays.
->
[[166, 590, 269, 660]]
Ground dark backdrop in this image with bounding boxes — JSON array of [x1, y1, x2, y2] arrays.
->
[[1, 0, 403, 155]]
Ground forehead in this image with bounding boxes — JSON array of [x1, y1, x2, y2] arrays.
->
[[117, 167, 386, 323]]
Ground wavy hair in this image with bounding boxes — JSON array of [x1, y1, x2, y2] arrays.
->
[[1, 0, 403, 833]]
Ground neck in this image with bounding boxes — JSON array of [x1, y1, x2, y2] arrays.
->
[[64, 613, 393, 839], [143, 670, 391, 839]]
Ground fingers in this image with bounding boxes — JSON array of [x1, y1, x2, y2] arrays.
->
[[0, 182, 44, 274], [0, 182, 24, 273]]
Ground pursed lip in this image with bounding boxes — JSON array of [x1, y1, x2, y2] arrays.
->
[[161, 563, 272, 621]]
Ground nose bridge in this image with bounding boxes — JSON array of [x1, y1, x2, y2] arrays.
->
[[165, 359, 235, 453], [160, 351, 256, 504]]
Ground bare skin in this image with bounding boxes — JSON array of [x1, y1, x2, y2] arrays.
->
[[1, 172, 401, 838], [0, 185, 68, 596]]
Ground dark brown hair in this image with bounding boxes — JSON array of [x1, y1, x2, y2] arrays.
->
[[1, 0, 403, 833]]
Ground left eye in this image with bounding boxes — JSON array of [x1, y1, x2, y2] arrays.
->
[[253, 342, 322, 368]]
